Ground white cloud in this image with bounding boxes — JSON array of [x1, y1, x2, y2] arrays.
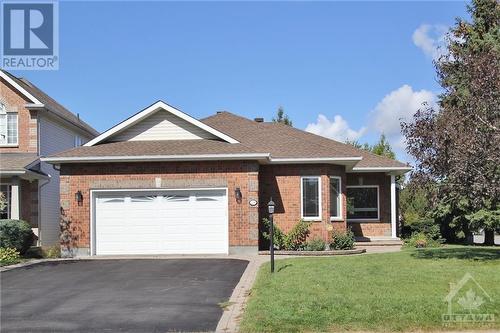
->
[[305, 114, 366, 142], [412, 24, 448, 60], [303, 85, 437, 162], [371, 84, 436, 137], [371, 84, 437, 161]]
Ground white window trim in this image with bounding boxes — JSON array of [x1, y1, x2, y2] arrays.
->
[[0, 104, 19, 147], [346, 185, 380, 221], [300, 176, 322, 221], [329, 176, 343, 221]]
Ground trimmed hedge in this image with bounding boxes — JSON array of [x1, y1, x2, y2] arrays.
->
[[0, 219, 35, 254]]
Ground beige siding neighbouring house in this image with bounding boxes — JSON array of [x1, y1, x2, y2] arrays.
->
[[39, 115, 92, 246]]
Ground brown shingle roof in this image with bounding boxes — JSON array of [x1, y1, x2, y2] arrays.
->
[[0, 153, 39, 171], [45, 110, 408, 169], [1, 70, 98, 136], [202, 112, 408, 168], [49, 140, 261, 158]]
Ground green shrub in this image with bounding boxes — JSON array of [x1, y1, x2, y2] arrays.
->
[[262, 219, 311, 250], [43, 245, 61, 258], [304, 238, 326, 251], [262, 218, 286, 249], [284, 220, 311, 250], [404, 232, 442, 248], [0, 247, 20, 266], [402, 217, 441, 240], [330, 229, 355, 250], [0, 219, 35, 254]]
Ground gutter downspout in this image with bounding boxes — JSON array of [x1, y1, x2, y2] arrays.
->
[[37, 175, 51, 246]]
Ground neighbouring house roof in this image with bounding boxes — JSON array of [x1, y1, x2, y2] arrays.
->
[[0, 153, 48, 179], [42, 102, 410, 173], [0, 69, 98, 137], [0, 153, 39, 171]]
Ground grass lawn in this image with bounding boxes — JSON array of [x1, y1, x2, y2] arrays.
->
[[240, 246, 500, 332]]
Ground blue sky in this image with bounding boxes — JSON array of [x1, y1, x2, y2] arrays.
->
[[10, 1, 468, 161]]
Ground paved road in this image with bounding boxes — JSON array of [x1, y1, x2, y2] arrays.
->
[[1, 259, 248, 332]]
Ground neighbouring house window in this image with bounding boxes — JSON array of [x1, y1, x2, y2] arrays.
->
[[301, 176, 321, 220], [0, 184, 11, 219], [330, 177, 342, 220], [0, 103, 18, 145], [74, 136, 82, 147], [346, 186, 379, 220]]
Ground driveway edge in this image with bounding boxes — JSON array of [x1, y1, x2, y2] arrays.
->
[[216, 255, 266, 333], [0, 258, 78, 272]]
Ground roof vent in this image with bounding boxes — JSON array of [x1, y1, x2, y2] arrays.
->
[[254, 117, 264, 123], [216, 111, 223, 114]]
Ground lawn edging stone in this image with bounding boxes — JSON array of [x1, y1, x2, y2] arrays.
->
[[258, 248, 366, 256]]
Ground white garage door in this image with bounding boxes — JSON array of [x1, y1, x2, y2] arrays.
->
[[93, 189, 228, 255]]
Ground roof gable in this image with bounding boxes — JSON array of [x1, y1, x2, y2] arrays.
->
[[85, 101, 239, 146], [0, 69, 98, 136]]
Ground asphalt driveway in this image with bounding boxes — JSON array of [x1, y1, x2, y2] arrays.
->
[[0, 259, 248, 332]]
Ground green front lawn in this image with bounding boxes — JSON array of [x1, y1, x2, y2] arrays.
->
[[241, 246, 500, 332]]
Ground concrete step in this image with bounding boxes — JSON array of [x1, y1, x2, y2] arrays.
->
[[355, 238, 403, 246]]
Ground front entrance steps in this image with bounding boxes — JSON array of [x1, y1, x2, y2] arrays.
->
[[355, 237, 403, 246]]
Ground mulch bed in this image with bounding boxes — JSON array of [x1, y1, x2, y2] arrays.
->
[[258, 248, 366, 256]]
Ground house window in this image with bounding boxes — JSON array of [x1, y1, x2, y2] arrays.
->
[[330, 176, 342, 220], [301, 176, 321, 220], [346, 186, 379, 220], [0, 184, 11, 219], [0, 103, 18, 145]]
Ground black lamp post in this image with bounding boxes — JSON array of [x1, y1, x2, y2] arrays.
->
[[267, 198, 275, 273]]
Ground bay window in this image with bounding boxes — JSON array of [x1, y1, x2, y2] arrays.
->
[[0, 102, 18, 146], [346, 186, 379, 220], [330, 176, 342, 220], [301, 176, 321, 220]]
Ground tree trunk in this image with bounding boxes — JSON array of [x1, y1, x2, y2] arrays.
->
[[483, 229, 496, 246]]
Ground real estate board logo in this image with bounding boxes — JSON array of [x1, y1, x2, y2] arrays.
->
[[1, 0, 59, 70], [442, 273, 495, 326]]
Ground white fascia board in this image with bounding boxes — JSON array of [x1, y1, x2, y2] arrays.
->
[[25, 103, 45, 109], [268, 157, 362, 165], [84, 101, 239, 146], [0, 71, 42, 104], [349, 166, 412, 175], [0, 170, 50, 180], [0, 170, 26, 175], [41, 153, 271, 164]]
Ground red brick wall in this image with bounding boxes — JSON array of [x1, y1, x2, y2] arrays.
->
[[346, 172, 392, 237], [0, 79, 38, 153], [259, 164, 347, 248], [59, 161, 260, 249]]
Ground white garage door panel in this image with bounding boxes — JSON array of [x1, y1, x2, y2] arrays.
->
[[94, 189, 228, 255]]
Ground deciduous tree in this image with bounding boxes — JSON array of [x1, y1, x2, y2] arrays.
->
[[401, 0, 500, 245]]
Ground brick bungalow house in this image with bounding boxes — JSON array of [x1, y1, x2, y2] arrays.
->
[[0, 70, 98, 246], [42, 101, 410, 256]]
